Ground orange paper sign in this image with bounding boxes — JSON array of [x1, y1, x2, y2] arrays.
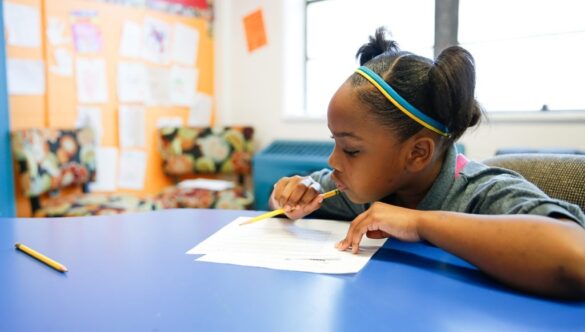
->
[[243, 9, 267, 52]]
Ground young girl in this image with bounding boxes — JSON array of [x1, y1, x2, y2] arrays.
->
[[269, 28, 585, 299]]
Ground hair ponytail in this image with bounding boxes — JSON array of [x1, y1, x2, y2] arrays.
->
[[429, 47, 483, 141], [356, 27, 400, 66]]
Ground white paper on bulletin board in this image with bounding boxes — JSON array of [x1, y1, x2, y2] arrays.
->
[[71, 11, 102, 53], [188, 92, 213, 126], [3, 2, 41, 48], [170, 65, 198, 107], [146, 66, 171, 106], [119, 20, 142, 58], [89, 146, 118, 192], [7, 59, 45, 95], [47, 16, 69, 46], [76, 106, 103, 146], [118, 150, 147, 190], [76, 58, 109, 103], [142, 16, 171, 64], [50, 48, 73, 76], [118, 106, 145, 149], [172, 22, 199, 66], [117, 61, 147, 103]]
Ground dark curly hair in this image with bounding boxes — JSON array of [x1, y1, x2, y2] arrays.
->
[[351, 27, 483, 144]]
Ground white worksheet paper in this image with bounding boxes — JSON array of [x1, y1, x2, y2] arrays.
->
[[187, 217, 387, 274]]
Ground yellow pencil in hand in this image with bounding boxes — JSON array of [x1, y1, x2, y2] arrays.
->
[[15, 243, 68, 273], [240, 189, 340, 225]]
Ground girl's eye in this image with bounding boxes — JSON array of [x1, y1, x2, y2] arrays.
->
[[343, 149, 360, 157], [330, 135, 359, 157]]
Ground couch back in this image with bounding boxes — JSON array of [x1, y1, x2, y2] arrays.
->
[[158, 126, 254, 177], [11, 127, 96, 197]]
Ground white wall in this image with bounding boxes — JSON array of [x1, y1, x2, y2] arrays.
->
[[460, 114, 585, 158], [214, 0, 585, 160]]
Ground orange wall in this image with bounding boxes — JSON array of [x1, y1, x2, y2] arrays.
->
[[7, 0, 214, 216]]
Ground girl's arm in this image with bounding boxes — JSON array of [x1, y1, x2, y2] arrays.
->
[[337, 202, 585, 299]]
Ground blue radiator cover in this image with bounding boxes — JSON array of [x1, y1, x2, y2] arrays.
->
[[253, 140, 334, 210]]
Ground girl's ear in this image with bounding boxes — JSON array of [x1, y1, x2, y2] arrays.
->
[[404, 135, 436, 172]]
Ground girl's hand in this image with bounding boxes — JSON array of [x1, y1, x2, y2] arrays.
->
[[270, 176, 324, 220], [336, 202, 423, 253]]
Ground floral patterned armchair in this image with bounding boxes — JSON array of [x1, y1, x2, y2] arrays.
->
[[11, 127, 159, 217], [156, 126, 255, 210]]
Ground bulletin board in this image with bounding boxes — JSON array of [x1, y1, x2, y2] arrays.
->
[[4, 0, 214, 216]]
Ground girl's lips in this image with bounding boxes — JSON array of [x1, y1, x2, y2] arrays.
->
[[331, 173, 348, 191]]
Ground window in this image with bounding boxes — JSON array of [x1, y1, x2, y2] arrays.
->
[[459, 0, 585, 112], [304, 0, 434, 118]]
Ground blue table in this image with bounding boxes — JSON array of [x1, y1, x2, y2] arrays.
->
[[1, 209, 584, 331]]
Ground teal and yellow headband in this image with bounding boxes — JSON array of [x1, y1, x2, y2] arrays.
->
[[355, 66, 450, 137]]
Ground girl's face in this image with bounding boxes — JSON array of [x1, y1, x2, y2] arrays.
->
[[327, 81, 410, 204]]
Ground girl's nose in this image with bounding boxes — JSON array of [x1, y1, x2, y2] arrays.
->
[[328, 146, 341, 172]]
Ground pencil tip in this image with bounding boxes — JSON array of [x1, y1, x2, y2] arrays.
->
[[239, 219, 253, 226]]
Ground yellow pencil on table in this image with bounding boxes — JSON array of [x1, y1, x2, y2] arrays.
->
[[15, 243, 68, 273], [240, 189, 340, 225]]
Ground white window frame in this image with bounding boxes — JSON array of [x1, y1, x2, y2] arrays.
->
[[459, 0, 585, 114], [301, 0, 434, 120], [301, 0, 585, 122]]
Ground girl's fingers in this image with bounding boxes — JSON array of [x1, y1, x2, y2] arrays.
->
[[273, 176, 326, 220], [287, 182, 310, 207], [272, 179, 290, 208], [337, 212, 368, 251], [305, 193, 324, 212], [366, 230, 389, 239], [277, 177, 322, 212], [299, 182, 322, 205], [350, 225, 367, 254], [278, 180, 301, 210], [285, 192, 323, 220]]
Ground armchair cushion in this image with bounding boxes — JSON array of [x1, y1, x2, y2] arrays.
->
[[158, 126, 254, 176], [155, 187, 253, 210], [483, 153, 585, 212], [157, 126, 255, 210], [34, 194, 160, 217], [12, 127, 160, 217], [11, 127, 96, 197]]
